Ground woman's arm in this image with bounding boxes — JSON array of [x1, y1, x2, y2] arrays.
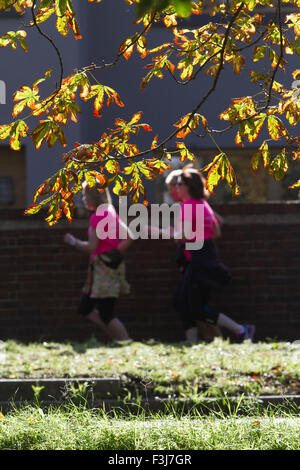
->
[[64, 228, 99, 254], [213, 220, 221, 239], [145, 221, 194, 244], [118, 238, 133, 253], [117, 219, 134, 253], [213, 211, 224, 227]]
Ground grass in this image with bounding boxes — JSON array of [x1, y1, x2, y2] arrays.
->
[[0, 404, 300, 450], [0, 337, 300, 399], [1, 338, 300, 450]]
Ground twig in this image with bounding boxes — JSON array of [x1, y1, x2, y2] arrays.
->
[[265, 0, 284, 108], [31, 0, 64, 92]]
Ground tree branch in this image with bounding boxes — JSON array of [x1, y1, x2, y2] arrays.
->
[[31, 0, 64, 92], [265, 0, 284, 108]]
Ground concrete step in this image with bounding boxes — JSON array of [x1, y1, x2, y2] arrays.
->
[[0, 377, 121, 403]]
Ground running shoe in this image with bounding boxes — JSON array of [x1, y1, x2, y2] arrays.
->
[[237, 324, 256, 343]]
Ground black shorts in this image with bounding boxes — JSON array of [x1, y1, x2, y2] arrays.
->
[[78, 294, 116, 325], [175, 282, 219, 330]]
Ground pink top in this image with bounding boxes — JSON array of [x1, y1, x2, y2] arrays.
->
[[89, 206, 120, 258], [179, 198, 218, 260]]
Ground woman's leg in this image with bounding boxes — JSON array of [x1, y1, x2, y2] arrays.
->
[[105, 318, 131, 341], [185, 327, 198, 344], [194, 287, 246, 340], [91, 298, 131, 341], [87, 309, 108, 331], [216, 313, 255, 341], [198, 322, 222, 342], [87, 310, 131, 341], [216, 313, 244, 335]]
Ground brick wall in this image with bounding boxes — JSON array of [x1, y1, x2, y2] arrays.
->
[[0, 202, 299, 343]]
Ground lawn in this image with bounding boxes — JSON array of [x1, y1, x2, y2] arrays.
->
[[1, 337, 300, 399], [1, 338, 300, 450], [0, 405, 300, 450]]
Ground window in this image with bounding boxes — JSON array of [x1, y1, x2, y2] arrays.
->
[[0, 146, 26, 208]]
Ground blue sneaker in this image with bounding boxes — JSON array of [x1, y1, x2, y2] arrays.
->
[[237, 324, 256, 343]]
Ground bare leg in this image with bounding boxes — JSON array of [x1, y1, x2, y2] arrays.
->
[[217, 313, 243, 336], [87, 310, 108, 331], [185, 327, 198, 345], [105, 318, 131, 341], [198, 322, 222, 342], [207, 324, 223, 339], [87, 311, 130, 341]]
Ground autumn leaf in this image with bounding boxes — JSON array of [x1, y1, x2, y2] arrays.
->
[[56, 15, 68, 37], [32, 177, 54, 202], [9, 120, 29, 150], [251, 141, 270, 173], [35, 1, 55, 24], [0, 30, 28, 51], [176, 142, 195, 162], [24, 194, 56, 216], [267, 115, 289, 141], [119, 34, 139, 60], [7, 0, 300, 227], [236, 114, 266, 146], [289, 178, 300, 195], [203, 153, 240, 196], [268, 149, 289, 181], [174, 113, 200, 138], [105, 159, 120, 174], [13, 85, 40, 117], [45, 196, 63, 226], [129, 112, 143, 125], [253, 45, 268, 62], [0, 124, 12, 141], [62, 197, 74, 222], [31, 120, 66, 149]]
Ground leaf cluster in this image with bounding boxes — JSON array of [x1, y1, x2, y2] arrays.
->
[[0, 0, 299, 223]]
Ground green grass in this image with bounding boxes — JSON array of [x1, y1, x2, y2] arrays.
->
[[1, 338, 300, 450], [0, 404, 300, 450], [1, 337, 300, 399]]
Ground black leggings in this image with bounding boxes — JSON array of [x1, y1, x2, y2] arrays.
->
[[174, 240, 230, 331], [180, 283, 219, 331], [78, 294, 116, 325]]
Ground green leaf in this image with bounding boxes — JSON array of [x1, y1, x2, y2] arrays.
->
[[173, 0, 193, 17], [251, 141, 270, 173], [204, 153, 240, 196], [0, 30, 28, 51], [105, 159, 120, 174], [269, 150, 288, 181], [32, 121, 52, 149], [55, 0, 67, 17], [267, 115, 281, 140], [10, 120, 28, 150], [136, 0, 193, 18], [253, 45, 268, 62], [31, 120, 66, 149]]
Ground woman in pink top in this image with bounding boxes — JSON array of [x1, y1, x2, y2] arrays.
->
[[173, 169, 255, 344], [64, 182, 132, 343], [166, 168, 222, 343]]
